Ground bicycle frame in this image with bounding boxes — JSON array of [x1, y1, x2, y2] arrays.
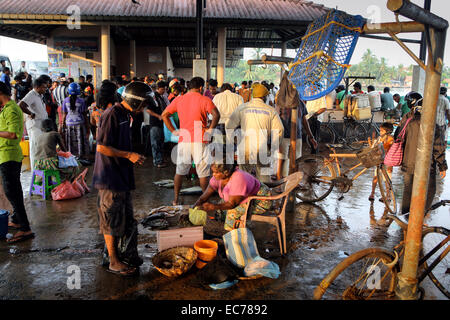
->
[[383, 213, 450, 287], [326, 148, 369, 181]]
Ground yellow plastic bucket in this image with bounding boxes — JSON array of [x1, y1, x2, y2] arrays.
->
[[20, 140, 29, 156], [194, 240, 218, 269]]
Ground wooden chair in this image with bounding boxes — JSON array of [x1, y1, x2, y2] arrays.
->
[[239, 172, 303, 255]]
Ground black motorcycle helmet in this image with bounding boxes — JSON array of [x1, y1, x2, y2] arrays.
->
[[404, 91, 423, 109], [121, 81, 153, 111]]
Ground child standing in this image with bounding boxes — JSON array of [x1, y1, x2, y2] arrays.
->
[[369, 122, 394, 201]]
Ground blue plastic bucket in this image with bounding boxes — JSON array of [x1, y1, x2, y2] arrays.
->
[[0, 209, 9, 239]]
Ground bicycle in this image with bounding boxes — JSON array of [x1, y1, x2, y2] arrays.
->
[[296, 144, 397, 214], [360, 112, 380, 140], [319, 111, 368, 151], [313, 200, 450, 300]]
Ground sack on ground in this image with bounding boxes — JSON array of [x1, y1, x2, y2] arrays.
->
[[223, 228, 259, 268], [244, 256, 281, 279]]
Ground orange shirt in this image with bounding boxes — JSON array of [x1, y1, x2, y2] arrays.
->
[[238, 88, 252, 103], [383, 135, 394, 153], [164, 91, 216, 143]]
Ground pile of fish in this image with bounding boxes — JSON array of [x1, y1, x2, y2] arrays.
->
[[141, 205, 189, 230]]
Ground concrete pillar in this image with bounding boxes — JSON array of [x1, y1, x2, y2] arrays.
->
[[281, 41, 287, 57], [412, 65, 426, 93], [206, 40, 212, 81], [130, 39, 136, 79], [217, 27, 226, 87], [281, 41, 287, 84], [101, 25, 111, 81]]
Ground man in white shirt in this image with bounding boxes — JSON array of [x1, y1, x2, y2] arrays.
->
[[437, 87, 450, 145], [18, 77, 48, 170], [367, 85, 382, 111], [212, 83, 244, 143], [226, 83, 284, 181]]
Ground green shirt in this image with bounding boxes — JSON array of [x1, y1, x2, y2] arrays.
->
[[399, 96, 411, 116], [336, 91, 346, 110], [0, 100, 24, 165]]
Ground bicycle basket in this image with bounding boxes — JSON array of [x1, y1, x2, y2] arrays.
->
[[357, 145, 384, 168], [288, 9, 365, 101]]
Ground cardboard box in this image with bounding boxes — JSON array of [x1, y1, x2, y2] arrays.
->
[[352, 107, 372, 120], [157, 226, 203, 252]]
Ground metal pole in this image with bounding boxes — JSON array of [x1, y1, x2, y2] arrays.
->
[[196, 0, 204, 58], [387, 0, 448, 30], [419, 0, 431, 61], [395, 27, 446, 300], [386, 0, 448, 299]]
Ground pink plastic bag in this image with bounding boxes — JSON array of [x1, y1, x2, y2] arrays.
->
[[51, 181, 83, 201], [384, 118, 412, 167], [74, 168, 90, 194], [51, 168, 90, 200]]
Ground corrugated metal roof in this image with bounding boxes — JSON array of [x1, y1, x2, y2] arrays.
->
[[0, 0, 328, 21]]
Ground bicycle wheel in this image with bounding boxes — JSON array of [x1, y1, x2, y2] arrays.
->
[[296, 155, 336, 203], [345, 123, 367, 150], [366, 123, 380, 141], [377, 166, 397, 214], [313, 248, 399, 300], [421, 227, 450, 298], [319, 124, 335, 145]]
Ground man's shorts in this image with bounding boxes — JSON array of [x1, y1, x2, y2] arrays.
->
[[175, 142, 211, 178], [97, 190, 134, 237], [278, 138, 303, 160]]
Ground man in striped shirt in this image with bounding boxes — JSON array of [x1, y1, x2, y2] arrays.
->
[[436, 87, 450, 146], [52, 76, 69, 130]]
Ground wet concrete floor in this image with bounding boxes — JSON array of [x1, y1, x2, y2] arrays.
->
[[0, 149, 448, 300]]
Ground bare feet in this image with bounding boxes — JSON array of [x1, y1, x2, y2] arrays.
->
[[8, 222, 20, 229], [7, 230, 35, 243], [109, 261, 134, 273]]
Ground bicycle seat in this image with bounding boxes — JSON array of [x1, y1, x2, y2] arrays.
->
[[326, 143, 344, 149]]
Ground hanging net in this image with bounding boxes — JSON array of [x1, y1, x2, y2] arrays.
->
[[289, 9, 365, 101]]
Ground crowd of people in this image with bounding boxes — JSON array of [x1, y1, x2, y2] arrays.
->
[[0, 68, 448, 276]]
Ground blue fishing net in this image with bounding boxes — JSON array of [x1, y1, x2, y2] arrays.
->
[[289, 9, 365, 101]]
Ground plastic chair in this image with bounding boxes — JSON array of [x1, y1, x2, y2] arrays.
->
[[240, 172, 304, 255], [29, 169, 61, 200]]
